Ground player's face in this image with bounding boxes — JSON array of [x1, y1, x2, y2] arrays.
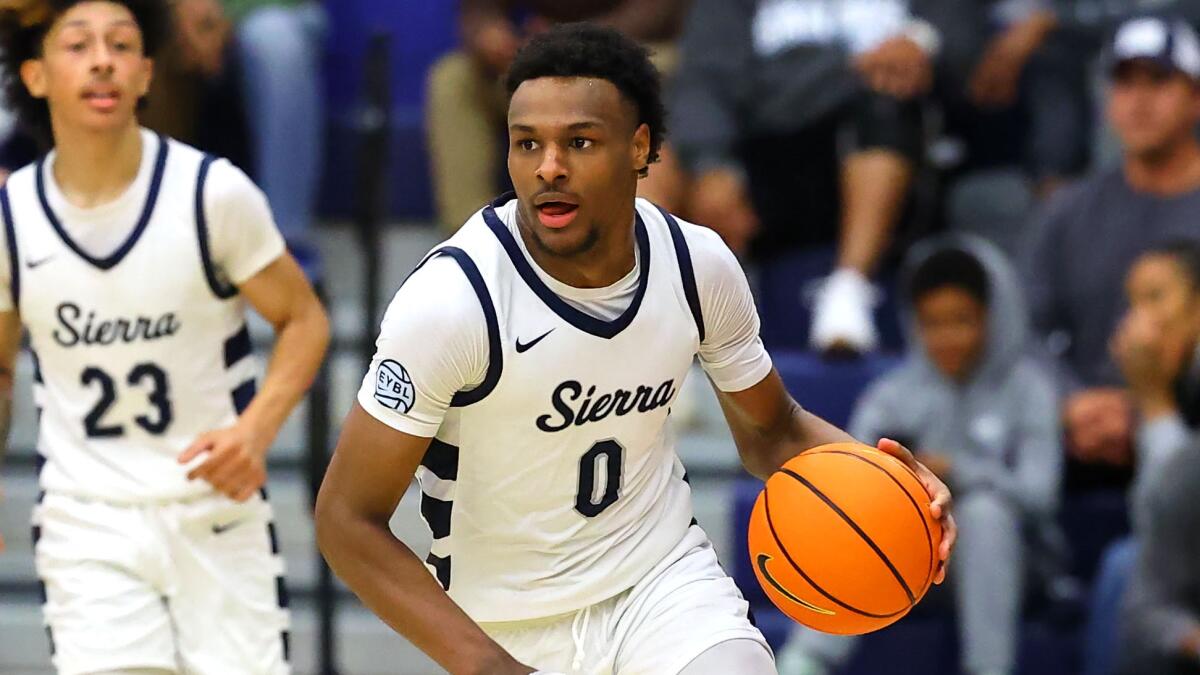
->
[[914, 287, 988, 382], [507, 76, 651, 258], [20, 1, 152, 134], [1108, 61, 1200, 161], [1126, 254, 1200, 349]]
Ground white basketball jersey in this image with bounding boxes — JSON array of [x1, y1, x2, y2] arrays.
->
[[412, 196, 704, 621], [3, 133, 259, 503]]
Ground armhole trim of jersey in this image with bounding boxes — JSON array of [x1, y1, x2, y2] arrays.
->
[[195, 155, 238, 300], [414, 246, 502, 407], [657, 205, 706, 343], [1, 186, 18, 312]]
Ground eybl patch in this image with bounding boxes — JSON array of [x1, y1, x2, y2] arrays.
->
[[375, 359, 415, 413]]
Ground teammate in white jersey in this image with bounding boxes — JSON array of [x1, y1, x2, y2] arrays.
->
[[317, 24, 956, 675], [0, 1, 330, 673]]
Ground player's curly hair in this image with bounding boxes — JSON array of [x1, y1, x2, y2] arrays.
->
[[505, 23, 667, 178], [0, 0, 170, 144]]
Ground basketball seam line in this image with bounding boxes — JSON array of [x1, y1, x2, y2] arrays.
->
[[763, 485, 907, 619], [819, 451, 937, 595], [781, 468, 917, 606]]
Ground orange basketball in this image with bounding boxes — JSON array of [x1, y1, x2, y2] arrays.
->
[[747, 442, 942, 635]]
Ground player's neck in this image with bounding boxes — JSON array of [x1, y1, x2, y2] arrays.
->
[[50, 121, 144, 209]]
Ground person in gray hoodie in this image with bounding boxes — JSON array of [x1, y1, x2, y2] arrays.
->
[[777, 234, 1063, 675]]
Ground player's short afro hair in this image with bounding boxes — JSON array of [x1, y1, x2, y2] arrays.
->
[[0, 0, 170, 144], [505, 23, 667, 178]]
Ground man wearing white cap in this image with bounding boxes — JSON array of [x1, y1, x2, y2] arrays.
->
[[1025, 14, 1200, 486]]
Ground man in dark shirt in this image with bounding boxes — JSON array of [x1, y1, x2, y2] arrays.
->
[[1025, 15, 1200, 479]]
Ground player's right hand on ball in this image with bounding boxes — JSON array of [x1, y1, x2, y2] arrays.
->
[[178, 422, 269, 502], [877, 438, 956, 584]]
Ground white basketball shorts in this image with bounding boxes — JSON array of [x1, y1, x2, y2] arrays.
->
[[480, 525, 773, 675], [32, 491, 290, 675]]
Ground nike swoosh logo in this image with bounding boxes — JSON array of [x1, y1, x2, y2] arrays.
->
[[756, 553, 835, 616], [211, 519, 245, 535], [515, 329, 555, 353], [25, 255, 55, 270]]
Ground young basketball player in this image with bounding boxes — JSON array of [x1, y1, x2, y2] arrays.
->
[[0, 1, 329, 672], [317, 24, 956, 675]]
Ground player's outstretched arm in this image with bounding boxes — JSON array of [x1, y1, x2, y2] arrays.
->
[[0, 310, 18, 553], [179, 253, 330, 501], [714, 368, 957, 583], [315, 404, 535, 675]]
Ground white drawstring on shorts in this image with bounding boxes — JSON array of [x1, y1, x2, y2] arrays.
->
[[570, 603, 593, 673]]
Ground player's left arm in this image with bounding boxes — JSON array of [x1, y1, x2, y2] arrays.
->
[[688, 223, 955, 579], [715, 374, 955, 582], [179, 254, 330, 501]]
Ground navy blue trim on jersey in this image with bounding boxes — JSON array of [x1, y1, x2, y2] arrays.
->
[[397, 246, 501, 407], [427, 552, 452, 590], [267, 522, 281, 554], [435, 247, 502, 408], [31, 521, 55, 656], [36, 133, 170, 271], [30, 350, 42, 383], [275, 576, 290, 609], [421, 494, 453, 539], [657, 205, 706, 343], [195, 154, 238, 299], [482, 193, 651, 340], [421, 439, 460, 480], [260, 512, 290, 662], [1, 186, 17, 311], [224, 325, 253, 368], [232, 379, 256, 414]]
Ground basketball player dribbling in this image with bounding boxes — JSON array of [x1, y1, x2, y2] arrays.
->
[[317, 24, 957, 675], [0, 1, 329, 672]]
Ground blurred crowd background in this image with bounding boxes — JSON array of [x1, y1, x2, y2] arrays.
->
[[4, 1, 1200, 674]]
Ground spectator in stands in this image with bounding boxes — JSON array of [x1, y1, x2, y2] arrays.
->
[[1024, 15, 1200, 482], [426, 0, 690, 231], [956, 1, 1200, 197], [945, 3, 1090, 196], [1115, 242, 1200, 675], [170, 0, 326, 278], [778, 235, 1062, 675], [670, 0, 982, 355]]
